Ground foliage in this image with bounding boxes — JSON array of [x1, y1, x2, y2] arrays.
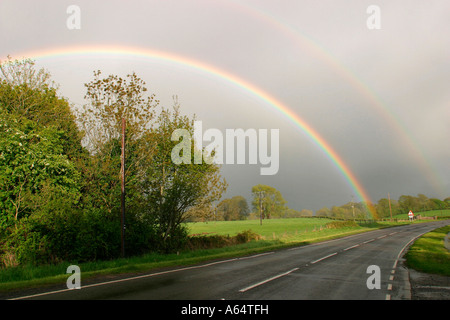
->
[[141, 105, 227, 251], [251, 184, 287, 219], [186, 230, 260, 250], [216, 196, 249, 221], [78, 70, 158, 153], [0, 56, 58, 90], [314, 193, 450, 220], [76, 71, 227, 254], [0, 59, 83, 160], [325, 220, 358, 229], [0, 109, 81, 231]]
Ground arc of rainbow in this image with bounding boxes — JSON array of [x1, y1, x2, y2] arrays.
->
[[226, 0, 445, 195], [5, 45, 375, 216]]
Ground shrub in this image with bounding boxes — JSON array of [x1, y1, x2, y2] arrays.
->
[[235, 229, 261, 243], [325, 220, 358, 229], [186, 229, 261, 250], [158, 224, 189, 253]]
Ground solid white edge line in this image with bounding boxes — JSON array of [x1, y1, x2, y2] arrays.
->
[[8, 288, 77, 300], [396, 231, 429, 260], [239, 268, 299, 293], [392, 260, 398, 269], [10, 251, 274, 300], [385, 226, 443, 301]]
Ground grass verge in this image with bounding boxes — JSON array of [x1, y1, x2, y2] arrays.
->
[[405, 225, 450, 277]]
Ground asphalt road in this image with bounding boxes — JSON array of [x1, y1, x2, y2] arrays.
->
[[9, 220, 450, 300]]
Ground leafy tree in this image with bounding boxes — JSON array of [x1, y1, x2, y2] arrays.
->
[[316, 207, 331, 217], [0, 56, 57, 90], [331, 206, 346, 219], [0, 111, 82, 265], [76, 70, 159, 218], [0, 57, 86, 265], [142, 105, 227, 250], [251, 184, 287, 219], [0, 70, 82, 232], [0, 57, 83, 161], [217, 196, 249, 221], [299, 209, 313, 217], [78, 71, 227, 253], [429, 198, 446, 210], [398, 195, 420, 213], [444, 197, 450, 208], [376, 198, 389, 218], [78, 70, 158, 153]]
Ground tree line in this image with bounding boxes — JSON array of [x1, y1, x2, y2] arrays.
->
[[212, 188, 450, 221], [0, 57, 226, 267], [315, 193, 450, 220]]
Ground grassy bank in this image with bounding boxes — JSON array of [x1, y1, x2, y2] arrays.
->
[[405, 225, 450, 277], [0, 217, 412, 293]]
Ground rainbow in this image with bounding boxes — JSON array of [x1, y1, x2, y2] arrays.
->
[[3, 45, 376, 216], [226, 0, 445, 195]]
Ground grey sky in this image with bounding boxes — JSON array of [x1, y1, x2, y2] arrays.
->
[[1, 0, 449, 211]]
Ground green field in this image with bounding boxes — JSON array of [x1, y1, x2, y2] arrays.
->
[[187, 217, 402, 245], [188, 217, 336, 238], [188, 210, 450, 238]]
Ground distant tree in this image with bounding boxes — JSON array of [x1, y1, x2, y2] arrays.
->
[[331, 206, 346, 219], [398, 195, 419, 213], [299, 209, 313, 217], [443, 197, 450, 208], [217, 196, 249, 221], [428, 198, 446, 211], [316, 207, 331, 217], [417, 194, 430, 211], [376, 198, 390, 218], [283, 208, 300, 218], [251, 184, 287, 219]]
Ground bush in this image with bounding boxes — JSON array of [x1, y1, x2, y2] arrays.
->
[[235, 229, 261, 243], [156, 225, 189, 253], [1, 219, 51, 266], [325, 220, 358, 229], [186, 229, 261, 250], [0, 195, 161, 267]]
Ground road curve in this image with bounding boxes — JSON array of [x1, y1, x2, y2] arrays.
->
[[8, 220, 450, 300]]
